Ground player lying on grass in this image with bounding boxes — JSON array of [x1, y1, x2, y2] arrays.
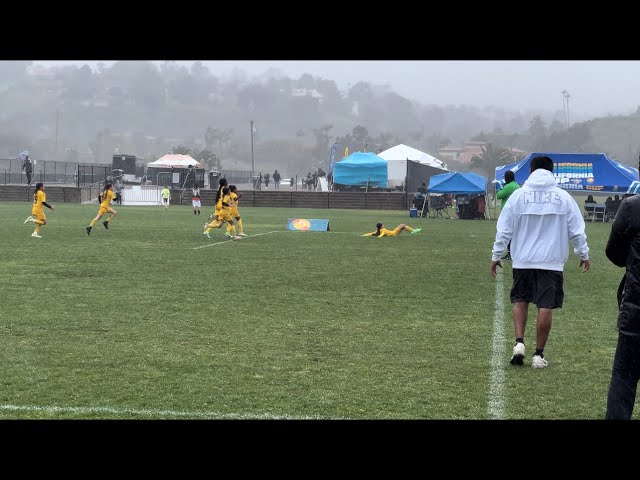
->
[[362, 223, 422, 237]]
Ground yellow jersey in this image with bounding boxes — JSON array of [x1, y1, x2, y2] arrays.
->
[[33, 190, 45, 211], [221, 193, 232, 212], [100, 189, 116, 209], [230, 192, 239, 209], [362, 228, 396, 237], [215, 186, 224, 211]]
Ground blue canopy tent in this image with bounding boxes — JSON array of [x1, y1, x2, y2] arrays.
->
[[428, 171, 487, 194], [495, 153, 639, 194], [427, 171, 489, 219], [333, 152, 388, 188]]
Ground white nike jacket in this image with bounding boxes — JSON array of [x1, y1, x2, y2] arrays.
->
[[491, 168, 589, 271]]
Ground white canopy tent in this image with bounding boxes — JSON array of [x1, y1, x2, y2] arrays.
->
[[378, 144, 447, 169], [147, 154, 203, 168], [378, 144, 448, 189]]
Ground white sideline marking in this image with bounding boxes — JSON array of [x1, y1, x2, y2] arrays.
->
[[192, 230, 281, 250], [488, 268, 506, 419], [0, 403, 344, 420]]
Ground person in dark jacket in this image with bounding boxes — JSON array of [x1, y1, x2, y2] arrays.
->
[[22, 154, 33, 185], [605, 195, 640, 419]]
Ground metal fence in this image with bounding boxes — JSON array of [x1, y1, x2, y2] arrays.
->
[[0, 158, 80, 185], [122, 185, 162, 205], [77, 164, 112, 187], [221, 169, 252, 184]]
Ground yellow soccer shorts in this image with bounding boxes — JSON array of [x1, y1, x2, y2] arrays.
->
[[218, 212, 233, 222], [32, 209, 46, 222], [98, 207, 110, 217]]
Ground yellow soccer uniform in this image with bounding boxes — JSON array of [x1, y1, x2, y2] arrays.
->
[[229, 191, 240, 217], [362, 228, 397, 237], [32, 190, 46, 221], [209, 185, 223, 219], [218, 193, 233, 222], [98, 189, 116, 216]]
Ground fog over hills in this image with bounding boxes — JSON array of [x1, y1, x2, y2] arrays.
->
[[0, 60, 638, 177]]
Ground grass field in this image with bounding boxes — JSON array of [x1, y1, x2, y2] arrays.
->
[[0, 201, 630, 419]]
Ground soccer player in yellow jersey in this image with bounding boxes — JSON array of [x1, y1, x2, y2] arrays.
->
[[203, 178, 227, 237], [24, 182, 54, 238], [362, 222, 422, 237], [204, 187, 241, 240], [227, 184, 247, 237], [86, 183, 117, 235]]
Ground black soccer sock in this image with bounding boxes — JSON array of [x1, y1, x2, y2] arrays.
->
[[516, 338, 524, 345], [534, 348, 544, 358]]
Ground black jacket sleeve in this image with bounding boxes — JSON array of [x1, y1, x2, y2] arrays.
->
[[606, 198, 633, 267], [42, 201, 52, 209]]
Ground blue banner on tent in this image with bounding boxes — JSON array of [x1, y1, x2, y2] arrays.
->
[[495, 153, 639, 193], [288, 219, 330, 231]]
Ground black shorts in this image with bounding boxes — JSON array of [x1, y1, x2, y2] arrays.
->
[[510, 268, 564, 309]]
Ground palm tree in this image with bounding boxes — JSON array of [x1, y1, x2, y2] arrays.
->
[[470, 143, 513, 180]]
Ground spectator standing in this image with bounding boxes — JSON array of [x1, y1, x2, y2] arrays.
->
[[114, 179, 123, 205], [490, 155, 590, 369], [273, 170, 281, 190], [21, 153, 33, 186], [605, 195, 640, 419], [496, 170, 521, 260], [264, 172, 270, 189]]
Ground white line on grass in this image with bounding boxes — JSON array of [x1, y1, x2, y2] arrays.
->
[[0, 403, 345, 420], [488, 267, 506, 419], [192, 230, 281, 249]]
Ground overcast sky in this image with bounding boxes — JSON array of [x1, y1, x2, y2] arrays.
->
[[34, 60, 640, 118]]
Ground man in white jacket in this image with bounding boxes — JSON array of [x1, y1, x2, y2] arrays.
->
[[490, 155, 590, 369]]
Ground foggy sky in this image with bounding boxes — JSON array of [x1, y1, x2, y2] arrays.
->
[[33, 60, 640, 118]]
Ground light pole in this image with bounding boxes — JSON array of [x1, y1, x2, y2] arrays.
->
[[55, 109, 59, 162], [561, 90, 571, 128], [250, 120, 255, 189]]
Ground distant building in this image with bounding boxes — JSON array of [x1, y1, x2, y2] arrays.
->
[[437, 141, 526, 164]]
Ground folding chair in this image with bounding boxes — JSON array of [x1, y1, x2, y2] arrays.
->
[[430, 195, 451, 218], [584, 202, 596, 221], [593, 204, 606, 222]]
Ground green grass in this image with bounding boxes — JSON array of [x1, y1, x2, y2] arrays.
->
[[0, 202, 628, 419]]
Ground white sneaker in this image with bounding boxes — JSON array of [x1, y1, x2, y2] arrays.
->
[[509, 342, 525, 366], [233, 236, 242, 240], [531, 355, 548, 369], [24, 216, 34, 224], [239, 233, 248, 237], [31, 232, 42, 238], [225, 233, 233, 238]]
